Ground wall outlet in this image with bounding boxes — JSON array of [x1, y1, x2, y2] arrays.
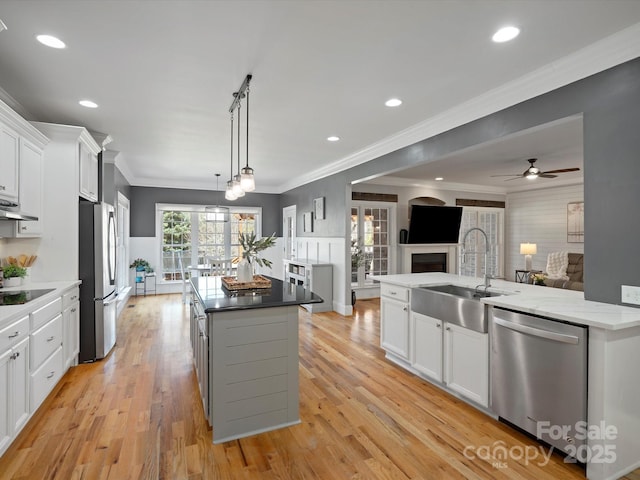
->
[[621, 285, 640, 306]]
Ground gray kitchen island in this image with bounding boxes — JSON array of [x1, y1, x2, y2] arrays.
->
[[190, 275, 323, 444]]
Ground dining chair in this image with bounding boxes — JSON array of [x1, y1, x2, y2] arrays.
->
[[177, 253, 189, 303], [208, 258, 233, 277]]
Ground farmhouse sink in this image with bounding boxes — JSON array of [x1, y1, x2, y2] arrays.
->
[[410, 284, 506, 333]]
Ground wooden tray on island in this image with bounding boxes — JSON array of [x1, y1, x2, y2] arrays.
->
[[221, 275, 272, 291]]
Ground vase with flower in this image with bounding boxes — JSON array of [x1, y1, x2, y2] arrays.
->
[[237, 232, 277, 282]]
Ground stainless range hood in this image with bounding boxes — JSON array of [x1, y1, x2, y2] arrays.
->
[[0, 207, 38, 221]]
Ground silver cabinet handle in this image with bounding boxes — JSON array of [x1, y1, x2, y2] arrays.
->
[[446, 327, 451, 331], [10, 352, 20, 360], [8, 331, 20, 338], [402, 306, 408, 311], [0, 185, 6, 190], [46, 371, 55, 379], [47, 336, 56, 342], [21, 225, 27, 230], [71, 308, 77, 313], [436, 323, 441, 328], [389, 291, 397, 295]]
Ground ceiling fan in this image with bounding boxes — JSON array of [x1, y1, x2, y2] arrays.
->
[[491, 158, 580, 181]]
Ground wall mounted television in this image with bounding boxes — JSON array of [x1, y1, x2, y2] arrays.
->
[[407, 205, 463, 244]]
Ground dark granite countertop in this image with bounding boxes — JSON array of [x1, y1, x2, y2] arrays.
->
[[191, 275, 324, 313]]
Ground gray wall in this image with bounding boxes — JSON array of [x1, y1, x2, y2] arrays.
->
[[284, 57, 640, 306], [130, 186, 281, 238], [280, 172, 349, 237]]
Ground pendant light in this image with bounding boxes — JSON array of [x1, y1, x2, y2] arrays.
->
[[232, 100, 245, 197], [225, 110, 237, 201], [206, 173, 229, 222], [240, 82, 255, 191]]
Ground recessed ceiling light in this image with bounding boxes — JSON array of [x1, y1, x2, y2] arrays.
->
[[79, 100, 98, 108], [435, 177, 444, 181], [385, 98, 402, 107], [36, 34, 66, 49], [327, 136, 340, 142], [492, 26, 520, 43]]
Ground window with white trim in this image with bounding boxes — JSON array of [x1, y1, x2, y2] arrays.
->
[[458, 207, 504, 278], [157, 204, 262, 282]]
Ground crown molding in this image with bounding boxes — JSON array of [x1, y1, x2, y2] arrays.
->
[[278, 22, 640, 193]]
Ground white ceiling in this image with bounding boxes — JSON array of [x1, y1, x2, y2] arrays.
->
[[0, 1, 639, 194]]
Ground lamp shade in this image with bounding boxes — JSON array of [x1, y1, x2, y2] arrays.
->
[[520, 243, 537, 255]]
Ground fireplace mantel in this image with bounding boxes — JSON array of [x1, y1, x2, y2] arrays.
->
[[399, 244, 458, 274]]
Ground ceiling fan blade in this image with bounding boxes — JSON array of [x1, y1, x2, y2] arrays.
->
[[538, 174, 558, 178], [504, 176, 525, 181], [541, 167, 580, 174]]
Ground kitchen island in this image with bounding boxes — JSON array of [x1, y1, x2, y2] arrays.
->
[[190, 275, 322, 444], [372, 272, 640, 480]]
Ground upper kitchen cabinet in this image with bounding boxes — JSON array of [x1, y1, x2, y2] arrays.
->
[[16, 139, 44, 236], [0, 99, 48, 212], [28, 122, 101, 281], [78, 141, 98, 202], [0, 124, 19, 206]]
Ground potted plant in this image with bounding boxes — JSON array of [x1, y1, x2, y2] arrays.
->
[[129, 258, 153, 273], [237, 232, 277, 282], [2, 264, 27, 287]]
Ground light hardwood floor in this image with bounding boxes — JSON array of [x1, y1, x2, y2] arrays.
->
[[0, 294, 636, 479]]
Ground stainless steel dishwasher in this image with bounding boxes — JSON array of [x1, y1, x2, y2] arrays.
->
[[490, 307, 588, 456]]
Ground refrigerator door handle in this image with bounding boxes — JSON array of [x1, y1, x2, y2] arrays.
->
[[94, 289, 117, 302]]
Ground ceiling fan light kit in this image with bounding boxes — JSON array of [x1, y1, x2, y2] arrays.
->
[[491, 158, 580, 181]]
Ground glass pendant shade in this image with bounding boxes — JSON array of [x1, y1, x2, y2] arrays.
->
[[240, 166, 255, 191], [232, 175, 244, 197], [225, 180, 237, 200]]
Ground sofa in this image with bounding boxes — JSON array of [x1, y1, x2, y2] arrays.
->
[[543, 252, 584, 291]]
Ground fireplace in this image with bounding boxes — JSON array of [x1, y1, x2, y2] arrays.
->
[[399, 244, 458, 274], [412, 253, 447, 273]]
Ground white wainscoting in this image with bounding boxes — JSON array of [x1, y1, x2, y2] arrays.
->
[[506, 184, 584, 280], [294, 236, 348, 315]]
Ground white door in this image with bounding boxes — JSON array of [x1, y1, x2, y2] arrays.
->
[[283, 205, 296, 260]]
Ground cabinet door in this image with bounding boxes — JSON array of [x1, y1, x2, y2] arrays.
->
[[380, 297, 409, 360], [411, 312, 443, 382], [79, 141, 98, 201], [0, 125, 20, 204], [0, 349, 11, 454], [63, 301, 80, 370], [444, 323, 489, 407], [17, 138, 44, 236], [10, 337, 30, 436]]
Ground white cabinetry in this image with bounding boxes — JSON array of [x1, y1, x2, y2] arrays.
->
[[29, 122, 101, 281], [0, 317, 30, 456], [16, 138, 44, 236], [0, 124, 19, 206], [62, 287, 80, 370], [410, 311, 489, 407], [411, 312, 442, 381], [283, 259, 333, 312], [443, 323, 488, 406], [79, 140, 98, 201], [380, 284, 410, 361]]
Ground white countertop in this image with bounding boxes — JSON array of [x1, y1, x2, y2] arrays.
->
[[0, 280, 81, 328], [370, 273, 640, 331]]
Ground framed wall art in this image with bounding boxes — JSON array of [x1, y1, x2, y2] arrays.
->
[[567, 201, 584, 243], [314, 197, 325, 220]]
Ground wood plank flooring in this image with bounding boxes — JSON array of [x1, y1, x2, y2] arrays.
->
[[0, 294, 635, 479]]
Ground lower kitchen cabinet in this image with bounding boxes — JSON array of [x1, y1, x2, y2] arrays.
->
[[443, 322, 488, 407], [410, 311, 489, 408], [62, 287, 80, 370], [0, 337, 30, 456], [380, 295, 410, 360]]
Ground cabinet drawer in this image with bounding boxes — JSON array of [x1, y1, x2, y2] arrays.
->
[[30, 346, 63, 411], [31, 314, 63, 370], [31, 297, 62, 330], [0, 315, 29, 351], [62, 287, 80, 309], [380, 284, 409, 302]]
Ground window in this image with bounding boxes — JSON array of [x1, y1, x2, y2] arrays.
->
[[458, 207, 504, 278], [157, 204, 262, 282], [351, 201, 396, 286]]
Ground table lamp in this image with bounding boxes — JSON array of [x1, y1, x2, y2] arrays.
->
[[520, 243, 537, 270]]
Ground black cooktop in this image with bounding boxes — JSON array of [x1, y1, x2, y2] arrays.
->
[[0, 289, 54, 306]]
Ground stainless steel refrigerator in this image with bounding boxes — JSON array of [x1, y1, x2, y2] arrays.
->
[[79, 201, 117, 362]]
